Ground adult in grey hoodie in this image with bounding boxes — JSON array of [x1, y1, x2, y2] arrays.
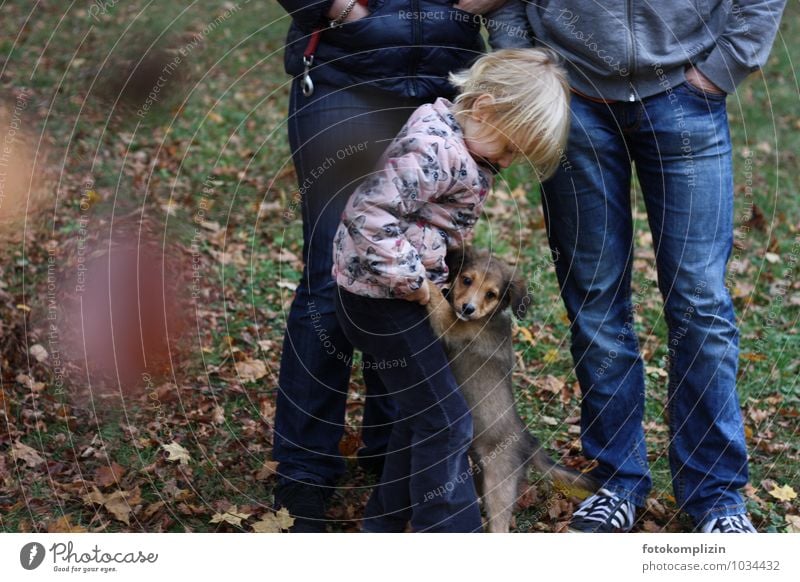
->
[[488, 0, 786, 533], [488, 0, 785, 100]]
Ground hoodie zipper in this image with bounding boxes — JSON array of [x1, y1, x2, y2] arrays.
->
[[627, 0, 636, 101]]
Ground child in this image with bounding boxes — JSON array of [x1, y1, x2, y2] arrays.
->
[[332, 48, 570, 532]]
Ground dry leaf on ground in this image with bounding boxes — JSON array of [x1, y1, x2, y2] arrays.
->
[[11, 440, 45, 467], [235, 359, 268, 382], [785, 515, 800, 533], [533, 374, 563, 395], [47, 515, 88, 533], [83, 486, 141, 525], [162, 442, 192, 465], [210, 506, 251, 527], [768, 484, 797, 502], [95, 462, 126, 487], [255, 460, 279, 481], [29, 343, 48, 362], [252, 508, 294, 532]]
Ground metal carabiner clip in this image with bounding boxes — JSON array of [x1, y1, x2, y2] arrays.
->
[[301, 55, 315, 97]]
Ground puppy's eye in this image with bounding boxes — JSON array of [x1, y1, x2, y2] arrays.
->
[[463, 276, 472, 286], [486, 291, 496, 300]]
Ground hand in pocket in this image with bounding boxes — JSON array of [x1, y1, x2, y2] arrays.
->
[[453, 0, 508, 15], [685, 66, 725, 95]]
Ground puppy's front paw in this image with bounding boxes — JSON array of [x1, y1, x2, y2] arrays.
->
[[425, 280, 445, 310]]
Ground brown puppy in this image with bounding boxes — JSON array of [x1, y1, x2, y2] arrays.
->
[[426, 247, 597, 532]]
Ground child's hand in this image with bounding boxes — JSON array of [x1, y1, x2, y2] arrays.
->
[[403, 282, 431, 305]]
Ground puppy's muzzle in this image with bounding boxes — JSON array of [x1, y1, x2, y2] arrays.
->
[[458, 303, 476, 320]]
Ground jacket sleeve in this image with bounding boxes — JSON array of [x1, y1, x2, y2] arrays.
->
[[695, 0, 787, 94], [277, 0, 335, 31], [343, 138, 448, 297], [486, 1, 534, 50]]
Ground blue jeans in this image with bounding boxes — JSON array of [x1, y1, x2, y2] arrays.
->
[[334, 289, 482, 532], [542, 81, 748, 525], [274, 80, 427, 488]]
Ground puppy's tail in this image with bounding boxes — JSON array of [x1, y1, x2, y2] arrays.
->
[[524, 432, 599, 496]]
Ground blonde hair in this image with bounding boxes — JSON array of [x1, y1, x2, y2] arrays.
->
[[449, 48, 570, 180]]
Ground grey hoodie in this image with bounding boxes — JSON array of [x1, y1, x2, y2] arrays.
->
[[487, 0, 786, 101]]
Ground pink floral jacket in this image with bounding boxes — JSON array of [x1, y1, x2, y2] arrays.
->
[[332, 98, 492, 298]]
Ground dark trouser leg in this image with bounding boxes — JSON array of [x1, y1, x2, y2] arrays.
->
[[274, 80, 422, 487], [335, 290, 482, 532]]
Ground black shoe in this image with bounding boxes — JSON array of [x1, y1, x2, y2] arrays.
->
[[697, 514, 757, 533], [274, 482, 329, 533], [568, 488, 636, 533], [357, 457, 385, 481]]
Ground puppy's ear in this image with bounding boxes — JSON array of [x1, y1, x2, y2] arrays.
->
[[503, 272, 531, 319], [445, 245, 472, 284]]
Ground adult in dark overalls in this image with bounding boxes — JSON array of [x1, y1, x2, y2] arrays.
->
[[274, 0, 502, 532]]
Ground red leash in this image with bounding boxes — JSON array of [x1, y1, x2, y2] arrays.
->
[[302, 0, 369, 96]]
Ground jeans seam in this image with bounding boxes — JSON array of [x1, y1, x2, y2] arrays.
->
[[622, 298, 649, 475], [694, 502, 748, 526], [667, 381, 686, 505]]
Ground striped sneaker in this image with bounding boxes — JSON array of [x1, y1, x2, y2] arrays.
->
[[568, 488, 636, 533], [698, 514, 757, 533]]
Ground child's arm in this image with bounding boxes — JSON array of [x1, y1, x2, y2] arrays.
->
[[485, 1, 533, 50], [340, 138, 446, 299]]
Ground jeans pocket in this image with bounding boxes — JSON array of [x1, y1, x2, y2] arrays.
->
[[680, 80, 727, 103]]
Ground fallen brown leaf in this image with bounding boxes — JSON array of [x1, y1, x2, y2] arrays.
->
[[210, 506, 251, 527], [11, 440, 45, 467], [255, 460, 279, 481], [641, 519, 662, 532], [162, 442, 191, 465], [235, 359, 268, 383], [532, 374, 564, 395], [142, 501, 166, 520], [47, 515, 88, 533], [29, 343, 48, 362], [645, 497, 667, 519], [768, 484, 797, 502], [211, 405, 225, 424], [95, 462, 126, 487], [252, 508, 294, 533], [83, 486, 142, 525], [785, 515, 800, 533]]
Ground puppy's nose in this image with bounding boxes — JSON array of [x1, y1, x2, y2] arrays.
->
[[461, 303, 475, 316]]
